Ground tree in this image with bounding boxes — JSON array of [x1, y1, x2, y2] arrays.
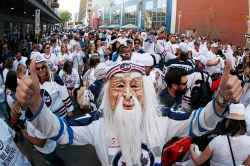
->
[[59, 10, 72, 24]]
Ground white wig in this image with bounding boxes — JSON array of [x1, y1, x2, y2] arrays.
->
[[102, 75, 162, 147]]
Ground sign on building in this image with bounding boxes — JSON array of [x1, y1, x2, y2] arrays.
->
[[35, 9, 40, 35]]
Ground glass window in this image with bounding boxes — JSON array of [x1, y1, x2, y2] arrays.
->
[[124, 5, 136, 25]]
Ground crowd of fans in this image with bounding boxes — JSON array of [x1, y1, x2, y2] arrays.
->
[[0, 26, 250, 166]]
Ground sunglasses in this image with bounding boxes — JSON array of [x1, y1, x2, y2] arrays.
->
[[36, 65, 46, 71]]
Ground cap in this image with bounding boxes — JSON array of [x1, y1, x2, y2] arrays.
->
[[133, 53, 154, 67], [35, 53, 47, 64], [94, 63, 107, 80], [106, 61, 145, 79]]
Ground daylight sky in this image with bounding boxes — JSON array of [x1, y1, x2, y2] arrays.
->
[[58, 0, 80, 14]]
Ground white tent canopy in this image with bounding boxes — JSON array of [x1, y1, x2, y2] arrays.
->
[[121, 24, 138, 29]]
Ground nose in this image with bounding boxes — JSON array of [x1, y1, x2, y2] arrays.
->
[[123, 86, 132, 100]]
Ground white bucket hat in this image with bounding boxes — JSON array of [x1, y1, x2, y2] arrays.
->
[[227, 104, 246, 120]]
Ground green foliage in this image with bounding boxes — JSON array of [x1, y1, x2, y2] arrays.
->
[[59, 10, 72, 24]]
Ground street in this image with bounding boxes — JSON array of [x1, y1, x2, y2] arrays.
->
[[19, 140, 101, 166]]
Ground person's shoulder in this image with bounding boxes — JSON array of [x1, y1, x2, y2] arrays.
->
[[53, 73, 64, 86]]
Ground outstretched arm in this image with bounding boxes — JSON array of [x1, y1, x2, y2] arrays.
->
[[16, 61, 96, 146], [164, 61, 242, 138]]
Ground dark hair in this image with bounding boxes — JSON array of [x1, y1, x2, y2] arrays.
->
[[164, 68, 188, 87], [89, 55, 100, 68], [118, 45, 130, 54], [134, 38, 141, 44], [4, 58, 13, 69], [217, 118, 246, 136], [5, 71, 17, 92], [63, 61, 73, 74], [42, 43, 50, 53]]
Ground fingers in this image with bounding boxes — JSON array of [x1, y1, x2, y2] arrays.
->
[[29, 60, 40, 87], [16, 78, 34, 105], [221, 60, 232, 83]]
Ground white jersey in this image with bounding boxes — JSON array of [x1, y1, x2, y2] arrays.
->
[[72, 51, 85, 72], [0, 119, 31, 166], [13, 56, 27, 71], [40, 75, 73, 118], [42, 53, 59, 71], [27, 100, 222, 166], [59, 68, 80, 89], [155, 40, 176, 62]]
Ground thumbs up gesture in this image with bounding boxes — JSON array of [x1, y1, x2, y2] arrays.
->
[[215, 60, 242, 111], [16, 60, 42, 113]]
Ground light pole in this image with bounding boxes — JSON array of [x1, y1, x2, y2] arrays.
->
[[109, 2, 113, 25], [177, 10, 182, 34], [120, 0, 125, 28]]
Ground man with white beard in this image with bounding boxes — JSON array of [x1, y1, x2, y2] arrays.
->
[[16, 60, 242, 166]]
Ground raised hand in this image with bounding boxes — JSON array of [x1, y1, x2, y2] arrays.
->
[[215, 60, 242, 112], [16, 60, 42, 113]]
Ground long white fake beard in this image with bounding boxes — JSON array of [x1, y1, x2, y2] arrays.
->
[[112, 97, 143, 166]]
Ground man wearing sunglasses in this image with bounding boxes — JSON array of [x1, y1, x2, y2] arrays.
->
[[34, 53, 74, 119]]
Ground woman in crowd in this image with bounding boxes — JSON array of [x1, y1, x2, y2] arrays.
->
[[42, 43, 59, 72], [82, 54, 100, 87], [72, 44, 86, 76], [190, 104, 250, 166], [58, 43, 72, 69], [3, 57, 13, 83], [59, 60, 80, 97]]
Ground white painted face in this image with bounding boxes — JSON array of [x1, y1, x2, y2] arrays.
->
[[108, 72, 144, 111]]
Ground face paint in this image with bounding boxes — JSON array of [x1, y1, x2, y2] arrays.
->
[[108, 72, 144, 111]]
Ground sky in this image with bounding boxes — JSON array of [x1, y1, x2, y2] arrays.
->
[[58, 0, 80, 14]]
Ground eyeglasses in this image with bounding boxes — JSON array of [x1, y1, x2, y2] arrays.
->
[[45, 47, 50, 49], [134, 42, 140, 45], [36, 65, 46, 71]]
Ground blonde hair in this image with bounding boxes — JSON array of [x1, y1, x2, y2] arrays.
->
[[16, 64, 26, 79]]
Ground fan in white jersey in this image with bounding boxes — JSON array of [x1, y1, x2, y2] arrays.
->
[[16, 59, 242, 166], [34, 53, 74, 118]]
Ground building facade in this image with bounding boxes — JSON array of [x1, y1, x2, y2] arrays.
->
[[0, 0, 60, 40], [98, 0, 249, 46], [176, 0, 248, 46], [79, 0, 88, 24], [101, 0, 174, 31]]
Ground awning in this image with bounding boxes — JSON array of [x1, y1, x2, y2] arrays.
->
[[0, 0, 60, 24]]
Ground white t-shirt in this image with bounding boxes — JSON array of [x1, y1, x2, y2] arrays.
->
[[42, 53, 59, 71], [0, 119, 31, 166], [26, 122, 57, 154], [209, 135, 250, 166], [204, 51, 224, 75]]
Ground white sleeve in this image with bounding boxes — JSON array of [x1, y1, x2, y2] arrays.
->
[[245, 104, 250, 136], [208, 136, 221, 151], [164, 100, 223, 139], [27, 101, 95, 145], [73, 69, 80, 89]]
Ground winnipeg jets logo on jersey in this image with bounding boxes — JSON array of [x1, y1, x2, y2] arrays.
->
[[40, 89, 52, 107], [112, 143, 154, 166]]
